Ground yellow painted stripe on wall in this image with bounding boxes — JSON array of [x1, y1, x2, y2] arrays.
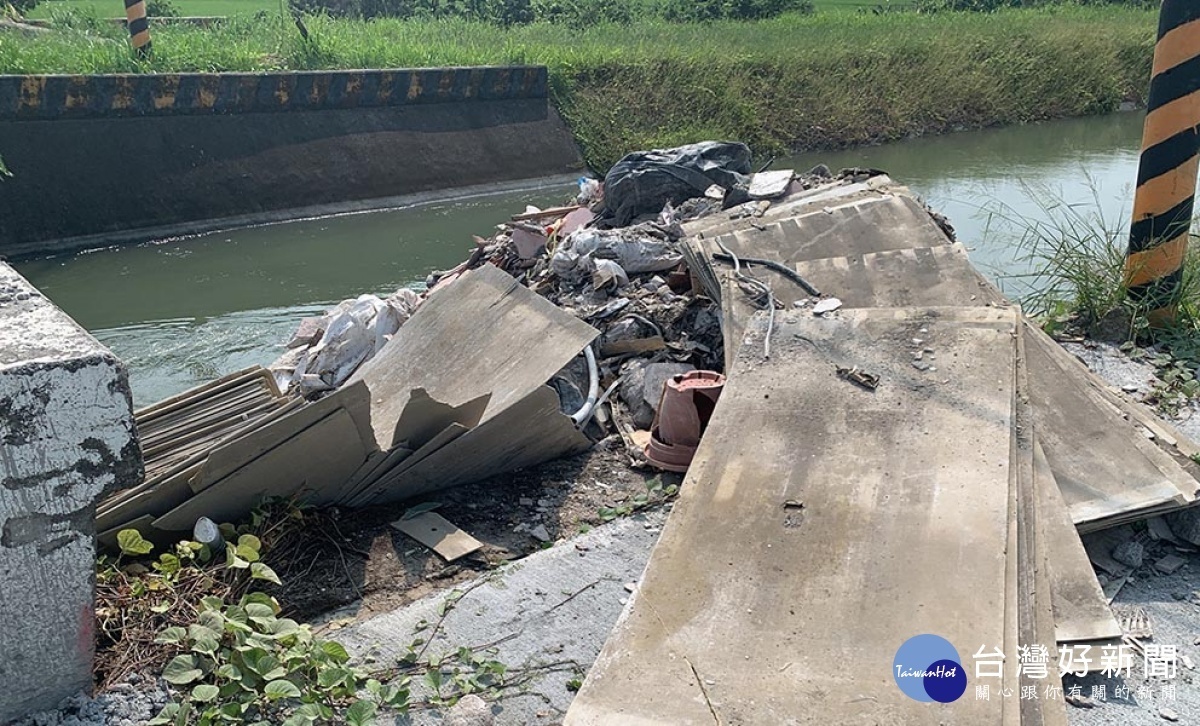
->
[[18, 77, 45, 111]]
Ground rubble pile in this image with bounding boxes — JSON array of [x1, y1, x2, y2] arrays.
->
[[268, 141, 839, 463]]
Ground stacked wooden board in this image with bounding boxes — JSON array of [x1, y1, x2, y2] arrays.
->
[[99, 265, 598, 543], [567, 176, 1200, 723]]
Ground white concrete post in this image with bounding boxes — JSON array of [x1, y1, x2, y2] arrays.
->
[[0, 262, 142, 722]]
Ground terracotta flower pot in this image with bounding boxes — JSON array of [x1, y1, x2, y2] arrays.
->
[[645, 370, 725, 472]]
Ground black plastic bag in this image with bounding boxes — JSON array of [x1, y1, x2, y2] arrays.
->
[[601, 141, 752, 227]]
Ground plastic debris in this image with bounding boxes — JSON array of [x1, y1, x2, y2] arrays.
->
[[812, 298, 843, 315], [551, 223, 684, 282], [601, 141, 752, 226]]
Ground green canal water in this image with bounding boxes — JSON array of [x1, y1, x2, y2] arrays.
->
[[16, 112, 1153, 406]]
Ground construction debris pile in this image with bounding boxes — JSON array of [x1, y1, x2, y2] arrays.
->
[[95, 139, 1200, 723], [565, 166, 1200, 725], [101, 141, 840, 541]]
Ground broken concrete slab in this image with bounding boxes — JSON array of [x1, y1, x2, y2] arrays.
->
[[618, 361, 695, 430], [1167, 508, 1200, 547], [349, 264, 598, 451], [359, 385, 591, 506]]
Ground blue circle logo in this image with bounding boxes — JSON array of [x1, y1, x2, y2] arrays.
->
[[893, 635, 967, 703]]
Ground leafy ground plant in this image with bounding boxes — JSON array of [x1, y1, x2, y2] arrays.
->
[[597, 475, 678, 522], [96, 501, 306, 690], [149, 591, 380, 726]]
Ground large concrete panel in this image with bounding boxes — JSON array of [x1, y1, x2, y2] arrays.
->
[[568, 307, 1019, 725]]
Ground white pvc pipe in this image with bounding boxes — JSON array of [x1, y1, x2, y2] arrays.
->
[[571, 345, 601, 426]]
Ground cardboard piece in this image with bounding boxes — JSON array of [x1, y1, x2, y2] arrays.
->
[[392, 512, 483, 562]]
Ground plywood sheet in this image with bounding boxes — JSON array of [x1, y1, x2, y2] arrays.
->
[[192, 382, 373, 493], [567, 307, 1018, 725], [349, 264, 598, 450]]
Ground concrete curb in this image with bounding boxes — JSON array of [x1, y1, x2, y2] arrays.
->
[[334, 509, 668, 725]]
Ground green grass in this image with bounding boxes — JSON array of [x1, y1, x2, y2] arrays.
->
[[0, 6, 1157, 169], [27, 0, 276, 17]]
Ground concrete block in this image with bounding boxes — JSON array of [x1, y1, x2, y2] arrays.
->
[[1167, 507, 1200, 547], [0, 263, 142, 723]]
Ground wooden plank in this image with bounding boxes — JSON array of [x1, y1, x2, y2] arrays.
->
[[349, 264, 598, 451], [392, 512, 483, 562], [511, 205, 582, 221], [151, 408, 368, 531], [599, 336, 666, 357], [364, 386, 591, 506], [1024, 326, 1194, 528], [1035, 440, 1123, 645], [133, 366, 266, 420], [567, 307, 1018, 725]]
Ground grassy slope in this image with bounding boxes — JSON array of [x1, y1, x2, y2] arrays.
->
[[27, 0, 277, 17], [1, 7, 1156, 169], [26, 0, 902, 16]]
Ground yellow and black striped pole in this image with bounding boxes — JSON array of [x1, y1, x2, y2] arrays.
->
[[123, 0, 151, 59], [1124, 0, 1200, 325]]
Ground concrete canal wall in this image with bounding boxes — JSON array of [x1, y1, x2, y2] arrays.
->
[[0, 67, 584, 258]]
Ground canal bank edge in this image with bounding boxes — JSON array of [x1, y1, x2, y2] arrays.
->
[[0, 67, 585, 257]]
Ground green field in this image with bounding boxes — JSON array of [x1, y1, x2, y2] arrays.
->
[[1, 6, 1157, 169]]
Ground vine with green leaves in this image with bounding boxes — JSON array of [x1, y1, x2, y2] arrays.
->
[[103, 502, 550, 725]]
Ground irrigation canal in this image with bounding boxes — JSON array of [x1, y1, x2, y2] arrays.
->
[[16, 112, 1154, 405]]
